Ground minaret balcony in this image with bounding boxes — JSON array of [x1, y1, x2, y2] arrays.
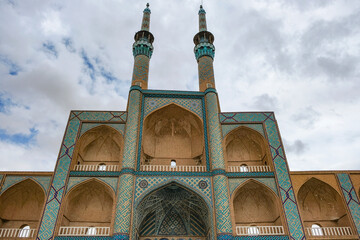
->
[[73, 164, 120, 172], [235, 225, 285, 236], [140, 164, 206, 172], [305, 226, 355, 239], [0, 228, 36, 239], [228, 165, 271, 173], [58, 226, 110, 236]]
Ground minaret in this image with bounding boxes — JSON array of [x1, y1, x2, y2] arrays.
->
[[193, 5, 216, 92], [131, 3, 154, 89]]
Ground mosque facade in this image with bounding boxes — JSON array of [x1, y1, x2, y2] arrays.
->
[[0, 4, 360, 240]]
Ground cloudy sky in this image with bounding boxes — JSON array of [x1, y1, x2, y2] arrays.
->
[[0, 0, 359, 172]]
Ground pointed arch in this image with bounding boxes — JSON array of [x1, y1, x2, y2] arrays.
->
[[142, 103, 205, 167], [297, 177, 351, 228], [136, 182, 210, 238], [72, 125, 124, 169], [66, 177, 116, 196], [232, 179, 283, 226], [0, 178, 45, 228], [60, 178, 115, 228], [224, 126, 272, 169]]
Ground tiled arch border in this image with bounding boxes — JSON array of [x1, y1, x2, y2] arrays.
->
[[220, 112, 306, 240], [36, 111, 126, 240]]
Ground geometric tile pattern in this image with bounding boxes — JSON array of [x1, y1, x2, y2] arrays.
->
[[228, 178, 278, 197], [213, 175, 232, 234], [337, 173, 360, 235], [221, 123, 265, 139], [66, 177, 118, 194], [233, 236, 289, 240], [134, 176, 212, 207], [132, 55, 150, 83], [122, 90, 141, 169], [80, 123, 125, 136], [37, 111, 126, 240], [206, 92, 225, 170], [114, 174, 134, 234], [1, 175, 52, 194], [144, 97, 203, 119], [54, 237, 112, 240], [198, 56, 215, 85], [219, 112, 306, 240]]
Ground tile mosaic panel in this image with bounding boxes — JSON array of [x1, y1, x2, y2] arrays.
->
[[1, 175, 51, 194], [206, 92, 225, 170], [114, 174, 134, 234], [144, 97, 203, 119], [228, 178, 278, 196], [80, 123, 125, 136], [66, 177, 118, 193], [72, 111, 127, 122], [213, 175, 232, 234], [337, 173, 360, 235], [219, 112, 274, 123], [122, 90, 141, 169], [221, 124, 265, 139]]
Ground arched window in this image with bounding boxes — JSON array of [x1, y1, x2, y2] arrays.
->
[[311, 224, 323, 236], [87, 226, 97, 235], [247, 226, 259, 236], [18, 225, 31, 238], [240, 164, 248, 172], [170, 160, 176, 168], [98, 163, 107, 171]]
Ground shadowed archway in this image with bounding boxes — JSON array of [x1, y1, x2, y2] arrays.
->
[[135, 182, 210, 239]]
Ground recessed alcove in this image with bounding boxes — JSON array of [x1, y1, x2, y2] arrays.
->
[[225, 127, 272, 171], [232, 180, 283, 227], [0, 179, 45, 229], [72, 125, 123, 170], [60, 180, 114, 230], [141, 104, 205, 168], [297, 178, 352, 228]]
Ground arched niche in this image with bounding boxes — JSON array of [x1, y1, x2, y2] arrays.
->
[[72, 125, 124, 168], [225, 127, 272, 168], [136, 183, 210, 239], [297, 178, 351, 228], [60, 180, 114, 228], [0, 179, 45, 229], [142, 104, 205, 167], [232, 180, 283, 226]]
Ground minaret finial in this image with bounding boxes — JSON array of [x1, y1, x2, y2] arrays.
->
[[146, 3, 149, 8]]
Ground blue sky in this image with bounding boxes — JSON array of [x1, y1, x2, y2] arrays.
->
[[0, 0, 360, 171]]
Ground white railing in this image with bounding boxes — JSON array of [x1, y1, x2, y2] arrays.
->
[[236, 226, 285, 236], [306, 226, 352, 237], [74, 164, 120, 171], [228, 165, 271, 173], [139, 237, 205, 240], [141, 165, 206, 172], [58, 226, 110, 236], [0, 228, 36, 238]]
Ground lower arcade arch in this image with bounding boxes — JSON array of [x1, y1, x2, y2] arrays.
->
[[59, 179, 115, 232], [0, 179, 45, 229], [135, 183, 211, 239], [297, 178, 352, 229], [231, 180, 284, 229]]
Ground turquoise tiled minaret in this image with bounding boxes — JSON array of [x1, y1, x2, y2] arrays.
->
[[113, 4, 153, 240], [194, 5, 216, 92], [194, 5, 233, 239], [131, 3, 154, 89]]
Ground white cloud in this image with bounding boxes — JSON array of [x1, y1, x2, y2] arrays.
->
[[0, 0, 359, 171]]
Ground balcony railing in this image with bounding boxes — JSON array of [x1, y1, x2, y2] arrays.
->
[[306, 226, 353, 237], [228, 165, 271, 173], [0, 228, 36, 238], [74, 164, 120, 172], [140, 165, 206, 172], [58, 227, 110, 236], [236, 226, 285, 236]]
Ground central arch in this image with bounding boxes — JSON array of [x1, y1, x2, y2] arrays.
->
[[135, 182, 210, 239]]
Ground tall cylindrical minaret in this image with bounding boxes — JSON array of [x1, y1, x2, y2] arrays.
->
[[193, 5, 216, 92], [131, 3, 154, 89]]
